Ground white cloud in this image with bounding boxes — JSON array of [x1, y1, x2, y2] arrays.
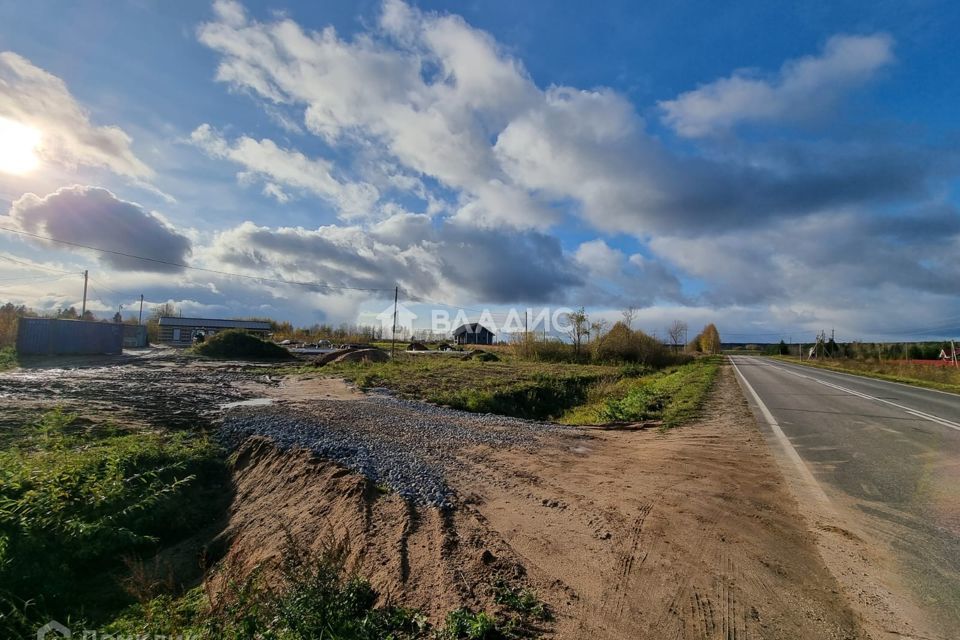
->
[[195, 6, 934, 240], [659, 34, 895, 137], [575, 239, 624, 277], [0, 51, 153, 178], [190, 124, 379, 217], [196, 0, 546, 228]]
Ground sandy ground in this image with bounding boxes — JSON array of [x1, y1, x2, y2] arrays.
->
[[218, 364, 862, 639]]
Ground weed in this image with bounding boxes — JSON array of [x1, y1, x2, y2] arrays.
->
[[440, 609, 499, 639], [0, 347, 16, 371], [491, 577, 551, 622]]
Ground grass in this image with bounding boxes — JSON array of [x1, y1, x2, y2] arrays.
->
[[558, 356, 722, 427], [316, 356, 624, 421], [308, 353, 720, 427], [192, 329, 293, 360], [0, 409, 229, 637], [0, 347, 16, 371], [772, 355, 960, 394]]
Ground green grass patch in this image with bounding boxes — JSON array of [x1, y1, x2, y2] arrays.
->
[[0, 347, 16, 371], [559, 356, 721, 427], [0, 409, 229, 637], [192, 329, 293, 360], [305, 354, 718, 427], [771, 355, 960, 394], [315, 356, 623, 421]]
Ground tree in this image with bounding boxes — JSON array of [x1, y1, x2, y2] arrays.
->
[[698, 323, 722, 354], [621, 306, 637, 329], [666, 320, 688, 351], [564, 307, 589, 357], [589, 319, 608, 344], [778, 339, 789, 355], [146, 302, 178, 343]]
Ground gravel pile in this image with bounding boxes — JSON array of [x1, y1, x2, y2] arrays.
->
[[218, 392, 574, 507]]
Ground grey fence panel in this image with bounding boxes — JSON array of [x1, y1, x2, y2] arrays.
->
[[16, 318, 124, 355]]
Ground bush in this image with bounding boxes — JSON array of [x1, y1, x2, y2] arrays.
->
[[0, 347, 16, 371], [192, 330, 292, 360], [511, 335, 577, 362], [593, 322, 686, 367]]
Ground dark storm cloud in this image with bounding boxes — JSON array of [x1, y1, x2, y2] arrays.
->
[[5, 186, 191, 272]]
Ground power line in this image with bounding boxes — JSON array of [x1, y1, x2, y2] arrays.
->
[[0, 226, 393, 293], [0, 273, 74, 283], [0, 253, 81, 275]]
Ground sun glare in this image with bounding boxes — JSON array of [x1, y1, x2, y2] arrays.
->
[[0, 116, 41, 175]]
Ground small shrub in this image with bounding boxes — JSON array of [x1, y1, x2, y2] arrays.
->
[[0, 347, 16, 371]]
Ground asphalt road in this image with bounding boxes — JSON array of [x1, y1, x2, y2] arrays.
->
[[730, 356, 960, 634]]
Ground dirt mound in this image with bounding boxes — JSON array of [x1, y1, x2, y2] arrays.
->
[[331, 348, 390, 364], [461, 349, 499, 362], [215, 436, 547, 623], [310, 348, 357, 366], [407, 342, 428, 351], [193, 330, 293, 360]]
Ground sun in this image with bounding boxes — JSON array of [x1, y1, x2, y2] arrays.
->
[[0, 116, 41, 175]]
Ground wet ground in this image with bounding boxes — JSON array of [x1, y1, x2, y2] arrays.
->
[[0, 349, 283, 431]]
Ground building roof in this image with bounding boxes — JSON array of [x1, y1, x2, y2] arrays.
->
[[157, 316, 272, 330], [452, 323, 494, 335]]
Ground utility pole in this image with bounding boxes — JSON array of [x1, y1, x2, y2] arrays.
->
[[390, 286, 398, 358], [80, 270, 88, 318], [138, 294, 144, 325], [952, 339, 958, 368]]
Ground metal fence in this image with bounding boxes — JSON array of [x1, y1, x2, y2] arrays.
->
[[122, 324, 148, 348], [16, 318, 124, 355]]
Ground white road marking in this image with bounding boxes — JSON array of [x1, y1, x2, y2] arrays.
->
[[767, 357, 960, 398], [730, 357, 833, 507], [754, 359, 960, 433]]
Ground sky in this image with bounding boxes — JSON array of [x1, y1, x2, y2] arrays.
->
[[0, 0, 958, 342]]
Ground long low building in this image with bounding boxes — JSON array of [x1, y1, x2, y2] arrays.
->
[[157, 316, 272, 346]]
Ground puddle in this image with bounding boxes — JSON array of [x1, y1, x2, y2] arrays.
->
[[221, 398, 275, 410]]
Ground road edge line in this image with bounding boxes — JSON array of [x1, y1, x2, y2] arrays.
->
[[729, 357, 833, 508]]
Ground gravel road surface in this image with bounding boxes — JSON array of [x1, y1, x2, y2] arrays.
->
[[219, 392, 576, 507]]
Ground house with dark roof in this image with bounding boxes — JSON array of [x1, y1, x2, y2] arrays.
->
[[452, 323, 495, 345], [157, 316, 272, 346]]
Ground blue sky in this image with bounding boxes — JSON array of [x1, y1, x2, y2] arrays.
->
[[0, 0, 958, 342]]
